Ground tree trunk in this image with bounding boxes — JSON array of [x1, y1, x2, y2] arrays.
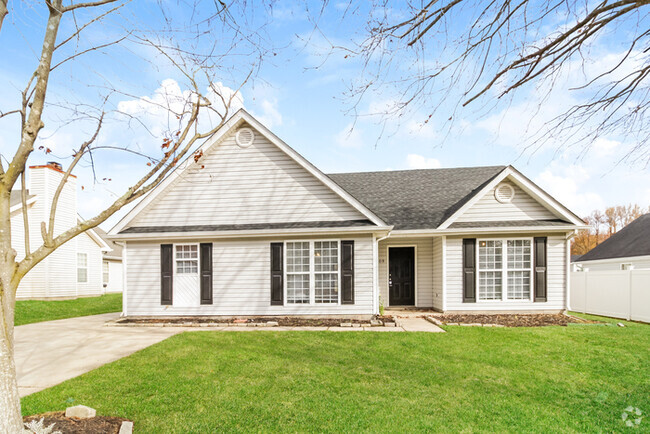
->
[[0, 0, 8, 33], [0, 323, 21, 433], [0, 188, 21, 432]]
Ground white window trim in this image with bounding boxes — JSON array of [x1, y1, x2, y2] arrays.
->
[[283, 240, 341, 306], [77, 253, 88, 283], [103, 260, 109, 284], [476, 237, 534, 302], [174, 243, 199, 275]]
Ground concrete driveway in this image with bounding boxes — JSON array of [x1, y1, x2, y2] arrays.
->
[[15, 313, 182, 397]]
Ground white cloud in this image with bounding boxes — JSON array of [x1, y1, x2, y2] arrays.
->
[[252, 98, 283, 128], [335, 123, 365, 148], [535, 164, 604, 216], [117, 79, 245, 147], [591, 137, 619, 157], [406, 154, 441, 169]]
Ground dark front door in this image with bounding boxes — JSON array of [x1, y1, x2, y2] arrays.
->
[[389, 247, 415, 306]]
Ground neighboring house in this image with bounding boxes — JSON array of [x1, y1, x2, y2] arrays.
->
[[109, 109, 586, 316], [10, 163, 117, 299], [573, 214, 650, 271], [95, 227, 124, 293]]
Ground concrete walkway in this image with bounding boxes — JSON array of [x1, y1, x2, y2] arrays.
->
[[15, 313, 443, 397], [15, 313, 184, 397]]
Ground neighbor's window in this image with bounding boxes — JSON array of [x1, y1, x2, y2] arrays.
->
[[77, 253, 88, 283], [103, 260, 109, 284], [175, 244, 198, 274], [478, 239, 532, 301], [286, 241, 339, 304]]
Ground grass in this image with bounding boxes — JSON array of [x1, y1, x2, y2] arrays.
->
[[22, 315, 649, 432], [15, 293, 122, 326]]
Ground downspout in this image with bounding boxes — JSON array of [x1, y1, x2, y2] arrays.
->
[[373, 231, 392, 314], [565, 230, 578, 312]]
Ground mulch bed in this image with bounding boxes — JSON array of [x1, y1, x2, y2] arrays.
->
[[23, 412, 128, 434], [118, 316, 377, 327], [434, 313, 597, 327]]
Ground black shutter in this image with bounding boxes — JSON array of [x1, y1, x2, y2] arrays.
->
[[462, 239, 476, 303], [341, 240, 354, 304], [270, 243, 284, 305], [200, 243, 213, 305], [160, 244, 173, 305], [534, 237, 547, 302]]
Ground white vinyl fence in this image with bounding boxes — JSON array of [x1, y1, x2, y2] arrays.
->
[[570, 270, 650, 323]]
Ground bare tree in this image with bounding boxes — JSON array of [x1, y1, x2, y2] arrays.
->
[[0, 1, 272, 430], [572, 203, 648, 254], [321, 1, 650, 161]]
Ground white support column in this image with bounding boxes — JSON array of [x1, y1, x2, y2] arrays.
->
[[441, 235, 447, 312], [372, 234, 378, 314], [122, 242, 128, 317]]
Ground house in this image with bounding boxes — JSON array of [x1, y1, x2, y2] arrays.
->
[[95, 227, 124, 293], [572, 213, 650, 271], [109, 109, 587, 316], [10, 163, 122, 299]]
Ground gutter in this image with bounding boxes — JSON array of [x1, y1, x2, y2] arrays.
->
[[108, 225, 394, 241]]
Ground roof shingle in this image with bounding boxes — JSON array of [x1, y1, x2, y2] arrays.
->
[[327, 166, 506, 230], [577, 213, 650, 261]]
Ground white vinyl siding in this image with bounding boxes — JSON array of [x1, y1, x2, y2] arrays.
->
[[104, 259, 123, 293], [124, 235, 374, 316], [455, 182, 557, 223], [574, 257, 650, 271], [378, 237, 434, 308], [129, 123, 367, 228], [446, 234, 567, 311], [75, 231, 104, 297]]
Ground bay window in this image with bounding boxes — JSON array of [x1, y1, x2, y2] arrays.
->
[[478, 239, 532, 301], [286, 241, 340, 304]]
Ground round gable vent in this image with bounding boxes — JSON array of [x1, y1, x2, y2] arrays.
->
[[494, 183, 515, 203], [235, 127, 255, 148]]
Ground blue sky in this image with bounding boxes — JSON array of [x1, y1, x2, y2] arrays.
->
[[1, 1, 649, 229]]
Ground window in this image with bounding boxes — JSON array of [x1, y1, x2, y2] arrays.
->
[[314, 241, 339, 303], [285, 241, 339, 305], [478, 239, 532, 301], [77, 253, 88, 283], [175, 244, 198, 274], [478, 241, 502, 300], [103, 261, 109, 284], [506, 240, 532, 300], [286, 242, 310, 304]]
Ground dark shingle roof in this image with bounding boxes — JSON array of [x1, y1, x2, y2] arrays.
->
[[449, 219, 572, 229], [10, 189, 35, 207], [577, 213, 650, 261], [120, 219, 374, 234], [327, 166, 506, 230]]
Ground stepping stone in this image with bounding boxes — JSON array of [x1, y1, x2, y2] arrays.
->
[[65, 405, 96, 419]]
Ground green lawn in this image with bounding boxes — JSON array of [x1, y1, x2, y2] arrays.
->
[[15, 293, 122, 326], [22, 314, 649, 432]]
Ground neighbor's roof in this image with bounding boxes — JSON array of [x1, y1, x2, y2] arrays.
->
[[10, 189, 35, 207], [328, 166, 508, 230], [94, 226, 123, 260], [577, 213, 650, 262]]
